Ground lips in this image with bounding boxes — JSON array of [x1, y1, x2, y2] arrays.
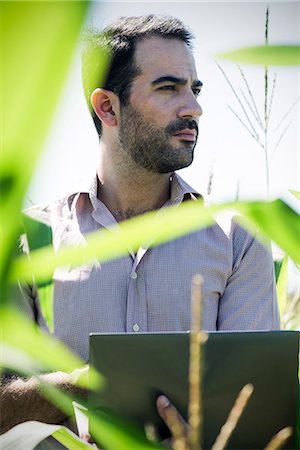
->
[[173, 129, 197, 141]]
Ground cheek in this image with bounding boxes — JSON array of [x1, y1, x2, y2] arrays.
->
[[138, 100, 175, 125]]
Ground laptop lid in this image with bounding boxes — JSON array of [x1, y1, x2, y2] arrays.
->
[[89, 331, 299, 449]]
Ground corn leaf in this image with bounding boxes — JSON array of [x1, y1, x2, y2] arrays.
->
[[276, 255, 289, 318], [233, 200, 300, 263], [218, 45, 300, 66], [0, 421, 94, 450], [11, 199, 300, 286], [39, 383, 161, 450], [289, 189, 300, 201], [0, 1, 90, 298], [52, 426, 95, 449], [0, 306, 102, 391], [273, 260, 283, 283]]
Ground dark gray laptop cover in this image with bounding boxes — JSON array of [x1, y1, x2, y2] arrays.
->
[[89, 331, 299, 449]]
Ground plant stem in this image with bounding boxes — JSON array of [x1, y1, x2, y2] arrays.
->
[[211, 384, 254, 450], [264, 5, 270, 196], [188, 274, 205, 450]]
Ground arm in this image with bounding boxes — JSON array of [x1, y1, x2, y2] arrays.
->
[[0, 369, 87, 434], [217, 226, 280, 330]]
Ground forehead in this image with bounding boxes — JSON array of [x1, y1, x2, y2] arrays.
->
[[133, 36, 198, 82]]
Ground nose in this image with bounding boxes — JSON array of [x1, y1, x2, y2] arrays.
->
[[177, 92, 203, 121]]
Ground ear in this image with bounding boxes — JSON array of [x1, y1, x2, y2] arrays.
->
[[91, 88, 119, 128]]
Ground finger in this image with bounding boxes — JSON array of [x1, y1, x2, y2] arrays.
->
[[156, 395, 187, 440]]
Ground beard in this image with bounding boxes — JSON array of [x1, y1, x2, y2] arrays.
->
[[117, 102, 198, 174]]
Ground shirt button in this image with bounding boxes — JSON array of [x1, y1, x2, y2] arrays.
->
[[132, 323, 140, 332], [131, 272, 137, 279]]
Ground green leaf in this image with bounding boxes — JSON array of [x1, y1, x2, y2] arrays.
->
[[88, 409, 160, 450], [217, 45, 300, 66], [0, 346, 157, 450], [11, 199, 300, 285], [52, 426, 95, 449], [1, 343, 46, 375], [21, 215, 55, 330], [0, 308, 102, 392], [233, 200, 300, 264], [39, 382, 160, 450], [0, 0, 89, 298], [289, 189, 300, 201], [273, 260, 282, 283], [0, 306, 101, 390], [0, 421, 94, 450], [36, 283, 54, 333], [276, 255, 289, 318]]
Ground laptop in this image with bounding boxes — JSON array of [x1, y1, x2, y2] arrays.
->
[[89, 331, 299, 449]]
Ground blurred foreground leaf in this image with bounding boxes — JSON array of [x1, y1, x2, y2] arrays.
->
[[276, 255, 289, 318], [1, 307, 83, 372], [22, 215, 54, 331], [0, 421, 94, 450], [39, 383, 160, 450], [0, 307, 102, 390], [11, 199, 300, 285], [218, 45, 300, 65], [0, 1, 89, 297], [289, 189, 300, 201]]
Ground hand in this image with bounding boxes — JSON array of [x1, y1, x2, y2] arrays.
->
[[156, 395, 189, 448]]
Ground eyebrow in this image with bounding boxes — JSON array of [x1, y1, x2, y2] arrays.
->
[[151, 76, 203, 89]]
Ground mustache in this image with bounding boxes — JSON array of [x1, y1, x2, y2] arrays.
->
[[165, 119, 198, 136]]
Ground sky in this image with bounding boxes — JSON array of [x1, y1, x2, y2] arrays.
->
[[26, 1, 299, 213]]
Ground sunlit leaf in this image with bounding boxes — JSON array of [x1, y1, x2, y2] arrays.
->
[[11, 199, 300, 286], [21, 214, 54, 330], [0, 307, 102, 391], [276, 255, 289, 318], [0, 421, 94, 450], [52, 426, 95, 449], [88, 409, 160, 450], [0, 344, 45, 375], [39, 382, 160, 450], [289, 189, 300, 201], [218, 45, 300, 66], [0, 1, 89, 298], [81, 30, 111, 116], [233, 200, 300, 264]]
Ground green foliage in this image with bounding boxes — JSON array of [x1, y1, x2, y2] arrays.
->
[[1, 2, 299, 448], [0, 0, 89, 297], [11, 199, 300, 287], [0, 421, 95, 450], [51, 427, 95, 449], [276, 255, 289, 318], [289, 190, 300, 201], [1, 307, 87, 378], [40, 383, 160, 450], [21, 215, 54, 331], [218, 45, 300, 66]]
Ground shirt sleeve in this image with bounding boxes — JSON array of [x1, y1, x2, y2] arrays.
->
[[217, 225, 280, 330]]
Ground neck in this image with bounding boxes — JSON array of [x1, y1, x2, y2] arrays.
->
[[97, 141, 172, 221]]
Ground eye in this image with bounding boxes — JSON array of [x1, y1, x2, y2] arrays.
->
[[158, 85, 176, 92]]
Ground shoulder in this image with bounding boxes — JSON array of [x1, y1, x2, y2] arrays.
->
[[204, 200, 268, 267], [23, 194, 77, 226]]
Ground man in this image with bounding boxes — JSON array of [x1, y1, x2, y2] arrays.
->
[[1, 14, 280, 436]]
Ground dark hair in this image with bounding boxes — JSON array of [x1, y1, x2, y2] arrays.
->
[[81, 15, 194, 137]]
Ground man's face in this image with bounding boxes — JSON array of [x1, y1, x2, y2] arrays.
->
[[117, 37, 203, 173]]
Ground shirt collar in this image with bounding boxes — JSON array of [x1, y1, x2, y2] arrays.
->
[[69, 172, 202, 214]]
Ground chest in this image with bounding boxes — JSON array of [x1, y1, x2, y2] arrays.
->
[[49, 227, 233, 360]]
